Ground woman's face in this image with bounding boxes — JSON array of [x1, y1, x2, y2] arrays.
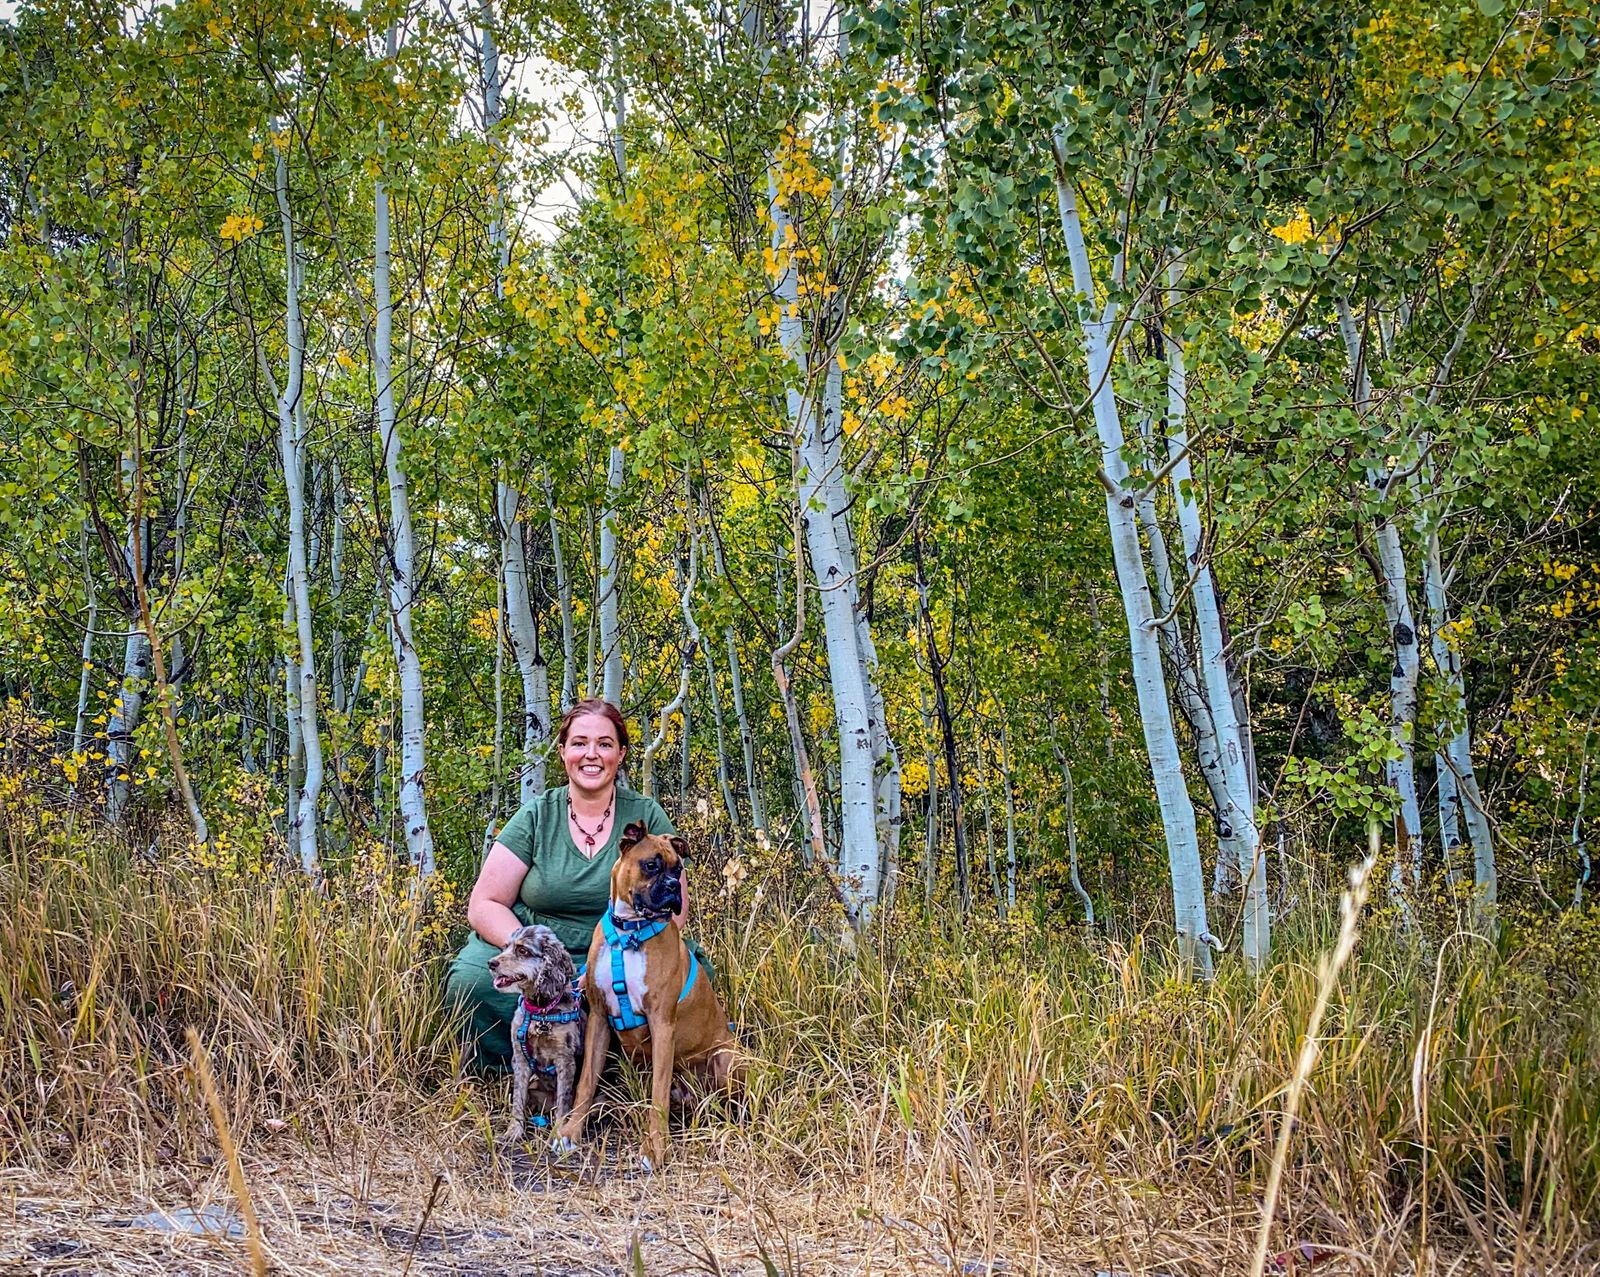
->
[[561, 712, 626, 796]]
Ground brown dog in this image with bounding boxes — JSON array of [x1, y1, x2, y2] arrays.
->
[[555, 822, 739, 1169]]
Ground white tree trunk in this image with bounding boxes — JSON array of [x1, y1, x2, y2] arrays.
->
[[73, 518, 97, 758], [1415, 454, 1495, 910], [821, 354, 902, 885], [1163, 267, 1267, 966], [500, 482, 550, 800], [598, 68, 628, 709], [772, 511, 830, 871], [641, 519, 698, 798], [282, 592, 302, 846], [1052, 139, 1212, 972], [106, 450, 148, 825], [1575, 721, 1593, 909], [375, 45, 436, 880], [546, 476, 577, 713], [702, 642, 740, 828], [599, 447, 625, 708], [1132, 437, 1241, 899], [275, 144, 323, 876], [1338, 300, 1423, 909], [1055, 747, 1095, 925], [770, 168, 880, 922], [998, 708, 1017, 915], [105, 628, 149, 823], [712, 534, 764, 832], [331, 462, 348, 717], [488, 566, 506, 860]]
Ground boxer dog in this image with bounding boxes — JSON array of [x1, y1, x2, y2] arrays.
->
[[555, 822, 739, 1169]]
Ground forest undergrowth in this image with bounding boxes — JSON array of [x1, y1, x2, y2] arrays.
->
[[3, 803, 1599, 1275]]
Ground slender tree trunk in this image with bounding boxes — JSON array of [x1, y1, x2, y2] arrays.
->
[[546, 476, 577, 713], [375, 37, 435, 880], [488, 565, 506, 861], [641, 520, 698, 798], [919, 682, 939, 905], [702, 641, 740, 829], [330, 462, 348, 716], [821, 353, 902, 884], [1338, 300, 1422, 914], [73, 518, 97, 758], [679, 683, 693, 805], [1053, 742, 1095, 925], [1575, 719, 1593, 909], [500, 482, 550, 800], [1052, 136, 1212, 972], [282, 585, 303, 846], [106, 452, 149, 825], [1131, 436, 1241, 899], [771, 165, 880, 921], [480, 2, 547, 803], [977, 729, 1002, 912], [598, 64, 627, 709], [130, 424, 208, 848], [771, 497, 830, 872], [273, 147, 323, 875], [585, 506, 598, 698], [1084, 585, 1114, 761], [1418, 472, 1495, 911], [914, 533, 969, 910], [998, 707, 1017, 915], [1163, 265, 1267, 966], [713, 535, 765, 833]]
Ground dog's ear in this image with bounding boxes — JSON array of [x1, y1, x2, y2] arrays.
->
[[620, 820, 648, 852], [669, 834, 690, 863]]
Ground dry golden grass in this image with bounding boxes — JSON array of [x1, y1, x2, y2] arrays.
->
[[4, 807, 1600, 1274]]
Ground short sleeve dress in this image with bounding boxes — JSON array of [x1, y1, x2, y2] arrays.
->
[[444, 784, 677, 1069], [494, 785, 677, 961]]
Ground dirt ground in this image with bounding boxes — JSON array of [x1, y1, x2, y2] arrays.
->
[[1, 1129, 1027, 1277]]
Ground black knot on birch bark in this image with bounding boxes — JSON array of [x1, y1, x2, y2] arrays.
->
[[1393, 622, 1415, 647]]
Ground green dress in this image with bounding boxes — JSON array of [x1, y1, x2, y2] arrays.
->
[[445, 784, 677, 1071]]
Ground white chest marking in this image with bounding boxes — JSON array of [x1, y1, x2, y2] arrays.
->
[[595, 938, 650, 1022]]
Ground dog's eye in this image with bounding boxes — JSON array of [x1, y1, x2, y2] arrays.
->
[[643, 856, 660, 873], [514, 944, 532, 958]]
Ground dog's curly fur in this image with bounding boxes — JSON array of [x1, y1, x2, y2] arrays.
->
[[487, 924, 582, 1148]]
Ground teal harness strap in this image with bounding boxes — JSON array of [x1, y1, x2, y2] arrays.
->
[[515, 984, 583, 1071], [601, 910, 700, 1033]]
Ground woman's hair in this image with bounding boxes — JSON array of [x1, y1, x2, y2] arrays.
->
[[556, 698, 630, 752]]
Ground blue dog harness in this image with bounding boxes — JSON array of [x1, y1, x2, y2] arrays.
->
[[515, 983, 583, 1072], [601, 910, 699, 1032]]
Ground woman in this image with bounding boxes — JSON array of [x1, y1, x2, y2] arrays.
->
[[446, 698, 683, 1070]]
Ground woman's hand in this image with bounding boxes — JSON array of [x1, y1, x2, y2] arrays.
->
[[466, 843, 528, 949]]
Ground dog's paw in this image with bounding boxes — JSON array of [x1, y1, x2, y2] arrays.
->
[[549, 1134, 578, 1156], [494, 1126, 524, 1153], [639, 1154, 656, 1175]]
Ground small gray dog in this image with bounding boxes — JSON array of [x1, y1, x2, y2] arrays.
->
[[487, 924, 583, 1148]]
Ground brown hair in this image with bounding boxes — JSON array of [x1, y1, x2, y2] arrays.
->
[[556, 698, 630, 752]]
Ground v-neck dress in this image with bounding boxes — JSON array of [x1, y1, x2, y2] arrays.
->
[[444, 785, 676, 1070]]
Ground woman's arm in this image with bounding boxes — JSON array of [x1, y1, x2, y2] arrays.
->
[[466, 843, 528, 949]]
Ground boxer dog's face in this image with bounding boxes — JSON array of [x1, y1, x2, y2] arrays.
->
[[614, 821, 690, 917]]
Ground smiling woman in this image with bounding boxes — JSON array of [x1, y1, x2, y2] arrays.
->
[[444, 698, 681, 1071]]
